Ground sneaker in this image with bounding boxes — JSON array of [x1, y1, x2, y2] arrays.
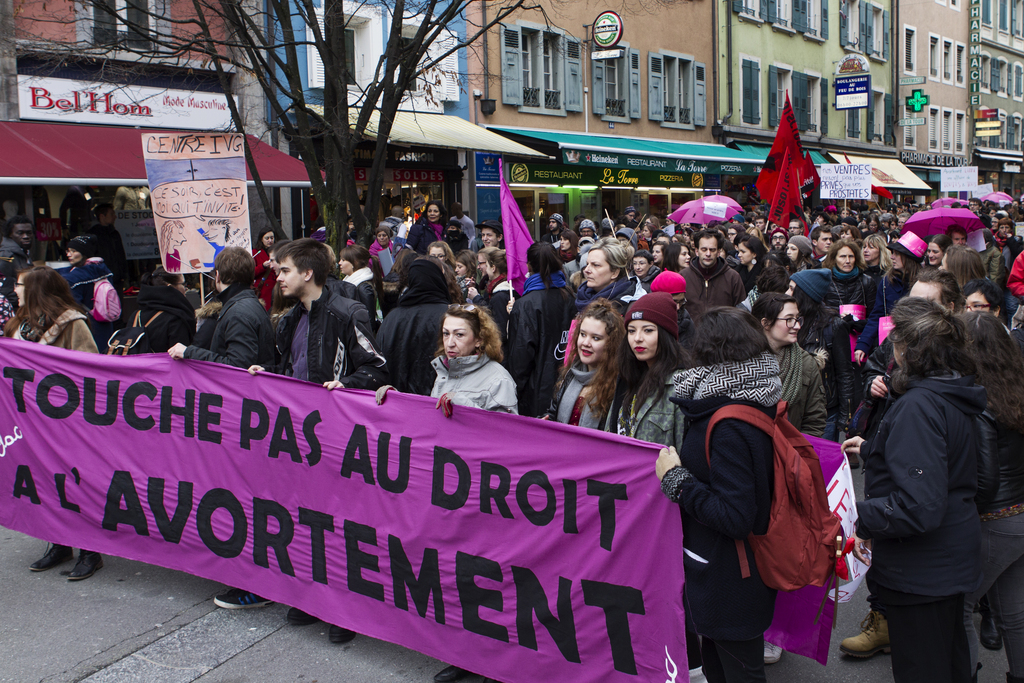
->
[[213, 588, 273, 609], [763, 641, 783, 664], [839, 609, 891, 658], [688, 667, 708, 683]]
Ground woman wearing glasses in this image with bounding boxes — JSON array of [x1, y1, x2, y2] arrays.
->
[[751, 292, 827, 436]]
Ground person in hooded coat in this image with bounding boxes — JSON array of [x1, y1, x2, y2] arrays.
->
[[376, 258, 453, 396], [505, 243, 575, 417], [59, 234, 116, 350], [136, 266, 196, 353]]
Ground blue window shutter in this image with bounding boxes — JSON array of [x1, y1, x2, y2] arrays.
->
[[628, 48, 641, 119], [592, 55, 605, 115], [795, 0, 807, 32], [883, 11, 890, 60], [500, 26, 522, 106], [694, 61, 707, 126], [753, 62, 761, 124], [821, 78, 829, 136], [840, 2, 848, 45], [564, 37, 582, 112], [761, 0, 769, 20], [1013, 0, 1018, 33], [865, 6, 873, 54], [768, 65, 779, 127], [985, 0, 991, 24], [866, 101, 875, 141], [822, 0, 829, 38], [884, 93, 894, 145], [768, 0, 778, 23], [733, 0, 744, 12], [742, 61, 753, 123], [859, 2, 868, 51], [648, 52, 664, 121]]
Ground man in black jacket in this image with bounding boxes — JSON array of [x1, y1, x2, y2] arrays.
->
[[0, 215, 34, 307], [248, 238, 388, 645], [89, 204, 128, 294]]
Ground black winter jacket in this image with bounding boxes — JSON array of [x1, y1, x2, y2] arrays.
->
[[505, 286, 575, 417], [377, 302, 449, 396], [823, 271, 877, 333], [273, 286, 388, 388], [677, 308, 696, 349], [672, 395, 777, 641], [444, 229, 469, 254], [137, 284, 196, 353], [857, 376, 986, 597], [406, 218, 443, 254], [976, 411, 1024, 514], [184, 285, 275, 368], [800, 315, 855, 426], [0, 237, 31, 307]]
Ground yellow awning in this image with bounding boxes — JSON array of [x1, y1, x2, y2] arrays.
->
[[309, 106, 547, 157], [828, 153, 931, 191]]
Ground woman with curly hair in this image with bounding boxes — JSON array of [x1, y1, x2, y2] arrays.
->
[[544, 299, 624, 429], [430, 303, 517, 413]]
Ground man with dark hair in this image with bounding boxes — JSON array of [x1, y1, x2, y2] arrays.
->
[[810, 226, 833, 263], [0, 215, 34, 307], [477, 219, 503, 248], [450, 202, 476, 247], [89, 203, 128, 294], [168, 247, 275, 368], [681, 228, 746, 323], [248, 237, 388, 643], [541, 213, 564, 245]]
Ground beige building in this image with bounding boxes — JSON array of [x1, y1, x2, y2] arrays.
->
[[464, 1, 762, 230], [898, 0, 974, 197]]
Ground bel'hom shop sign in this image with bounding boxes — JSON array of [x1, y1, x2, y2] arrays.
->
[[508, 163, 717, 188], [561, 149, 762, 175]]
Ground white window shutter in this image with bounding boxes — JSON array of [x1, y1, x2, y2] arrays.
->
[[307, 7, 324, 89], [441, 37, 460, 101]]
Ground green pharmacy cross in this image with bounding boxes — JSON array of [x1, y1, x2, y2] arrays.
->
[[905, 90, 929, 113]]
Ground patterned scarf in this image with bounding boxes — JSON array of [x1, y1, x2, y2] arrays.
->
[[673, 350, 782, 406], [775, 343, 804, 405], [13, 309, 87, 346]]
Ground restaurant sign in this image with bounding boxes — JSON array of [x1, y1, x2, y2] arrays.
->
[[508, 163, 720, 189], [18, 76, 233, 130], [561, 149, 762, 175]]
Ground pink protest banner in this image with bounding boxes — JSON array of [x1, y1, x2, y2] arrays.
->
[[764, 436, 860, 665], [878, 315, 894, 345], [0, 340, 687, 683], [839, 304, 866, 357]]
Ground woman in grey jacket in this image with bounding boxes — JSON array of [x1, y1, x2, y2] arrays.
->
[[430, 304, 517, 414]]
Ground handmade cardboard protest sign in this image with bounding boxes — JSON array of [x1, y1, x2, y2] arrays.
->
[[0, 340, 687, 683], [142, 132, 251, 273]]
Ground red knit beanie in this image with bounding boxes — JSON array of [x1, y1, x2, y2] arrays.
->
[[625, 292, 679, 339]]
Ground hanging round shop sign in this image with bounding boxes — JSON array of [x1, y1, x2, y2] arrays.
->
[[593, 11, 624, 49]]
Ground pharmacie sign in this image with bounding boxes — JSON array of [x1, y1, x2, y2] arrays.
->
[[18, 76, 234, 130], [561, 149, 761, 175], [900, 151, 971, 167], [508, 162, 721, 188]]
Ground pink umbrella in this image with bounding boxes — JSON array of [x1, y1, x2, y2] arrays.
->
[[930, 197, 960, 208], [902, 208, 984, 239], [668, 195, 742, 224], [981, 191, 1013, 206]]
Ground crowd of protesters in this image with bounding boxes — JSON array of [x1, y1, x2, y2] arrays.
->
[[4, 191, 1024, 683]]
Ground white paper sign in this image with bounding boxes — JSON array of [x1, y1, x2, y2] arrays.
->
[[967, 230, 987, 252], [703, 202, 729, 219], [826, 456, 869, 603], [940, 166, 979, 192], [818, 164, 872, 200], [972, 183, 995, 198]]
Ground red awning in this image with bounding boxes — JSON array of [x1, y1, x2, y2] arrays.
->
[[0, 120, 311, 187]]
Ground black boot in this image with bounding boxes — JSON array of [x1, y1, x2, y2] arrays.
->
[[66, 551, 103, 581], [981, 596, 1003, 651], [433, 665, 470, 682], [1007, 673, 1024, 683], [30, 544, 73, 572]]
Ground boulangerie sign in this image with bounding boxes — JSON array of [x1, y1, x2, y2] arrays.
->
[[0, 340, 687, 683]]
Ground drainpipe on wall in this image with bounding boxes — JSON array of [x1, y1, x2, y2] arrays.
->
[[722, 0, 734, 134]]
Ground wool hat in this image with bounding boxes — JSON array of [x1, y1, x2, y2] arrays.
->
[[626, 292, 679, 339], [788, 235, 813, 256], [579, 219, 596, 233], [769, 226, 789, 241], [67, 234, 98, 260], [311, 227, 327, 243], [841, 216, 858, 227], [549, 213, 564, 228], [790, 268, 832, 304], [650, 270, 686, 295], [889, 231, 927, 263], [624, 205, 637, 215]]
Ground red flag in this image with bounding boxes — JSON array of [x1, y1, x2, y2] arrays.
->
[[767, 149, 806, 232], [756, 93, 805, 202], [801, 152, 820, 201]]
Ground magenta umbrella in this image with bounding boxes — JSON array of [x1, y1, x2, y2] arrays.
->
[[668, 195, 742, 224], [903, 208, 984, 239], [930, 197, 960, 208], [981, 191, 1013, 206]]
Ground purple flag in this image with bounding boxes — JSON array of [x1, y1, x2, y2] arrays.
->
[[499, 158, 533, 294]]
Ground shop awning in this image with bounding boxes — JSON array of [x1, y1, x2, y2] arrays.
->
[[309, 107, 547, 157], [488, 127, 766, 175], [731, 142, 830, 166], [0, 120, 312, 187], [826, 153, 931, 191]]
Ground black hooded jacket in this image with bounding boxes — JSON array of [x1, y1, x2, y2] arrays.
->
[[857, 376, 986, 597], [137, 284, 196, 353], [505, 285, 575, 417], [184, 284, 275, 368], [376, 260, 452, 396]]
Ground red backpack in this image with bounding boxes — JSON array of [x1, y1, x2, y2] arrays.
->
[[704, 402, 843, 592]]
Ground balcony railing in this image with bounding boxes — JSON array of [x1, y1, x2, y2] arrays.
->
[[680, 108, 692, 124], [956, 141, 964, 152], [523, 87, 540, 107], [606, 98, 626, 117], [930, 67, 939, 76], [544, 90, 560, 110], [664, 105, 676, 122]]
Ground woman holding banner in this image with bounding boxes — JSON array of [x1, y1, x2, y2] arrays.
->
[[656, 306, 781, 683], [5, 266, 104, 580], [853, 232, 925, 365]]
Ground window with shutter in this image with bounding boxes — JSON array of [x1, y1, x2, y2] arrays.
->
[[957, 45, 965, 83], [882, 11, 890, 60], [1017, 64, 1023, 97], [649, 53, 664, 122], [694, 62, 707, 126], [956, 113, 964, 152], [592, 55, 605, 115], [905, 107, 916, 147], [821, 0, 829, 38], [884, 93, 894, 145], [942, 111, 951, 150], [840, 0, 849, 45], [629, 48, 642, 119], [866, 104, 875, 142], [742, 59, 761, 125], [1003, 0, 1010, 30], [500, 26, 523, 106], [768, 66, 779, 128], [984, 0, 992, 24], [564, 38, 582, 112], [928, 108, 938, 149], [904, 28, 915, 72], [821, 78, 829, 135]]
